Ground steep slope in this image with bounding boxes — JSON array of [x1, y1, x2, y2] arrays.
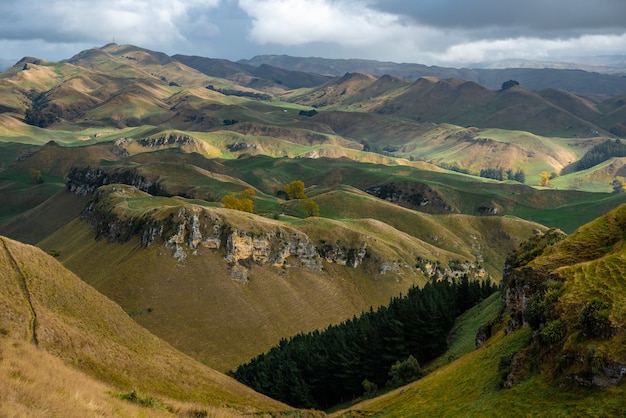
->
[[174, 54, 331, 89], [337, 205, 626, 416], [35, 182, 546, 371], [0, 235, 290, 415], [372, 78, 602, 136]]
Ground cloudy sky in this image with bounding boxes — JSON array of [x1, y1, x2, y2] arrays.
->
[[1, 0, 625, 66]]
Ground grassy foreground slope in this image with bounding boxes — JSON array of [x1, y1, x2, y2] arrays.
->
[[0, 236, 292, 416], [337, 205, 626, 417], [335, 327, 625, 417]]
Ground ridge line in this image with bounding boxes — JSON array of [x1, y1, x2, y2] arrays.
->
[[1, 238, 38, 346]]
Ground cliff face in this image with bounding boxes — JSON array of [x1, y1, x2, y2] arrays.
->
[[365, 182, 455, 214], [496, 222, 626, 388], [66, 166, 167, 197], [79, 186, 377, 282]]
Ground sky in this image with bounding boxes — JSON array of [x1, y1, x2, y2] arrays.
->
[[1, 0, 625, 66]]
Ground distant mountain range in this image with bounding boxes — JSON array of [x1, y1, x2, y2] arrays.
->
[[239, 55, 626, 95]]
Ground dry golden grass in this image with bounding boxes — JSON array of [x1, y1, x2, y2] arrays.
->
[[0, 336, 174, 417], [0, 236, 290, 414], [39, 219, 425, 372]]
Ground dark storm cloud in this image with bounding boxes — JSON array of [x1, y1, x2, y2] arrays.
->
[[0, 0, 625, 65], [371, 0, 626, 35]]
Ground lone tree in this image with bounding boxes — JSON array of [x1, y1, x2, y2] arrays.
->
[[221, 188, 255, 213], [501, 80, 520, 90], [302, 199, 320, 217], [539, 171, 551, 187], [284, 180, 307, 200]]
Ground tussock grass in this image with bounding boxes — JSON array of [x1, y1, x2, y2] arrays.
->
[[0, 236, 290, 413]]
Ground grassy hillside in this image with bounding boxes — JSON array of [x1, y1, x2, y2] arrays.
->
[[336, 205, 626, 417], [0, 235, 293, 415], [335, 327, 625, 417]]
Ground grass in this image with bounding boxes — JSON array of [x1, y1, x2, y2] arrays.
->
[[0, 236, 290, 413], [426, 292, 503, 371], [334, 204, 626, 417], [335, 326, 626, 417]]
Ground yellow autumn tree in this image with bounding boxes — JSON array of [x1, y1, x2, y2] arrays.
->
[[284, 180, 307, 200], [539, 171, 551, 187], [221, 188, 255, 213], [302, 199, 320, 217]]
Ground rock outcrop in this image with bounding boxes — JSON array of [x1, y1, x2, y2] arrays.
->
[[80, 187, 380, 281], [365, 182, 455, 214], [66, 166, 167, 197], [493, 225, 626, 388]]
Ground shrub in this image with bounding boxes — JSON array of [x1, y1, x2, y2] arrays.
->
[[302, 199, 320, 217], [387, 355, 423, 388], [221, 188, 255, 213], [115, 390, 165, 409], [361, 379, 378, 397], [284, 180, 306, 200], [540, 319, 566, 345], [501, 80, 520, 90], [578, 299, 612, 339], [524, 294, 546, 329]]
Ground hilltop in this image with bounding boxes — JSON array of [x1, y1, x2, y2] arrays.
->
[[2, 43, 626, 187]]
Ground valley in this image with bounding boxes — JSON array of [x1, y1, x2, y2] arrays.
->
[[1, 43, 626, 415]]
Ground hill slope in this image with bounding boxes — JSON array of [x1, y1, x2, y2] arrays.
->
[[337, 205, 626, 416], [241, 55, 626, 95], [0, 235, 290, 415]]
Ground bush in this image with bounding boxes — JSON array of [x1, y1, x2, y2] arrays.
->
[[284, 180, 306, 200], [221, 188, 255, 213], [540, 319, 566, 345], [361, 379, 378, 397], [302, 199, 320, 217], [578, 299, 612, 339], [387, 355, 423, 388], [501, 80, 520, 90], [524, 294, 546, 330]]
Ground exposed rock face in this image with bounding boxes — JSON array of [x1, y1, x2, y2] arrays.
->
[[495, 228, 626, 388], [80, 195, 377, 281], [365, 182, 455, 214], [66, 166, 167, 197], [136, 134, 196, 147]]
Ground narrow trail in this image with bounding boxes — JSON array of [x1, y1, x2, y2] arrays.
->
[[1, 238, 38, 346]]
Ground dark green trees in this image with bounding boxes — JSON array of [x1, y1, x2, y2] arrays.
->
[[234, 277, 497, 409]]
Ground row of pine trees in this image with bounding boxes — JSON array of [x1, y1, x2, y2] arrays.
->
[[233, 276, 497, 409]]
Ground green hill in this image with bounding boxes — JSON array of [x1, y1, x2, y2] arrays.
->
[[34, 181, 546, 371], [336, 205, 626, 416]]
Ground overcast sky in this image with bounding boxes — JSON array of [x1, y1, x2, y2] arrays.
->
[[1, 0, 625, 66]]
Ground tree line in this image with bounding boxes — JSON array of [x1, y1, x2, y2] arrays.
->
[[233, 276, 497, 409], [479, 167, 526, 183], [577, 139, 626, 171]]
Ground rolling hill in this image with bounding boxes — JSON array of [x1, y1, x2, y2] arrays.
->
[[240, 54, 626, 95], [289, 73, 619, 137], [0, 235, 292, 416], [3, 42, 626, 415]]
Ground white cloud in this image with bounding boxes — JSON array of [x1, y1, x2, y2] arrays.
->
[[434, 33, 626, 64], [0, 0, 220, 47], [1, 0, 625, 65], [238, 0, 402, 46], [235, 0, 626, 65]]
